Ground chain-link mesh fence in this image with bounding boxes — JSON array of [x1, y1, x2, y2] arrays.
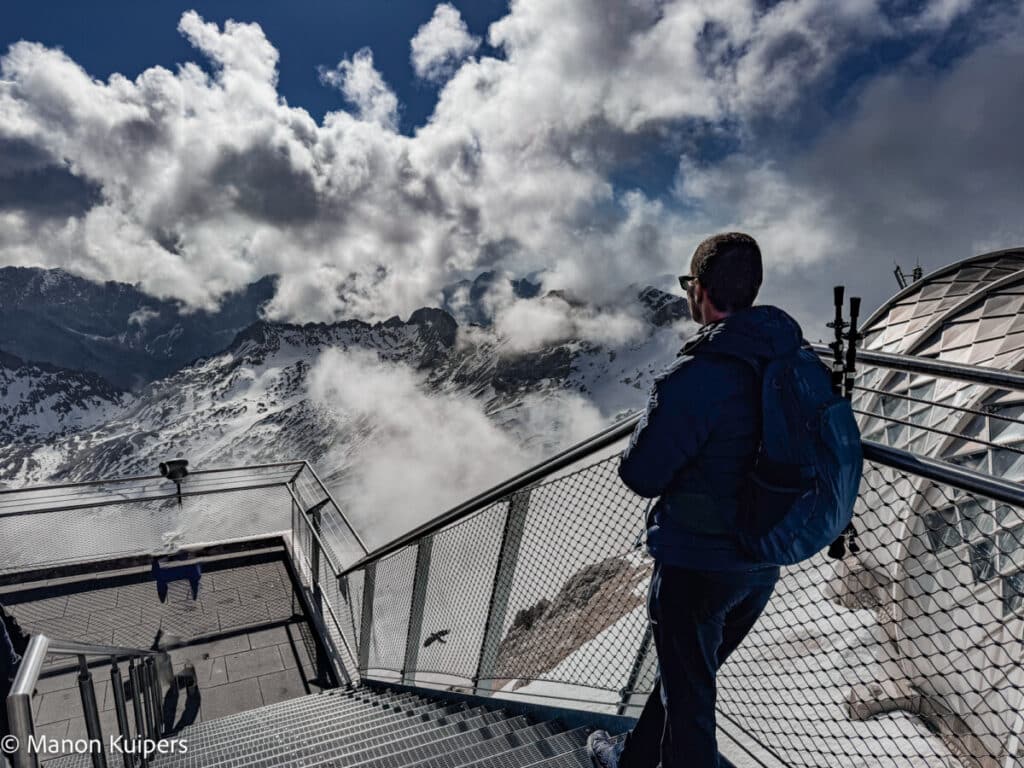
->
[[289, 463, 367, 570], [6, 361, 1024, 766], [0, 464, 304, 574], [341, 441, 1024, 768], [0, 460, 368, 691]]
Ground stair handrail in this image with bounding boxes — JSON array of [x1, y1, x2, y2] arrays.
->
[[339, 413, 642, 576], [809, 342, 1024, 391], [6, 634, 171, 768], [342, 344, 1024, 577]]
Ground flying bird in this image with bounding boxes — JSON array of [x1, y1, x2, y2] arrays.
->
[[424, 629, 450, 647]]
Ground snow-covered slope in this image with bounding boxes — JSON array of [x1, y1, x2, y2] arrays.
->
[[0, 287, 691, 497], [0, 266, 274, 388], [0, 350, 127, 450]]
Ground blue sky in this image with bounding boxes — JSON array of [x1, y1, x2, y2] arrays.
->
[[1, 0, 1022, 335], [3, 1, 508, 132]]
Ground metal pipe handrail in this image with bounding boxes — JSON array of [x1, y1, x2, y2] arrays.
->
[[0, 480, 296, 519], [9, 634, 164, 698], [300, 461, 370, 555], [0, 460, 306, 496], [339, 345, 1024, 576], [339, 413, 642, 576], [810, 343, 1024, 391], [851, 383, 1024, 426], [852, 408, 1024, 456], [285, 486, 343, 578], [7, 635, 167, 768], [7, 635, 49, 699], [46, 639, 166, 659], [862, 441, 1024, 508], [341, 421, 1024, 577]]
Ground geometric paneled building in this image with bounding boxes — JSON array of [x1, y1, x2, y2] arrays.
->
[[860, 246, 1024, 473], [841, 247, 1024, 765]]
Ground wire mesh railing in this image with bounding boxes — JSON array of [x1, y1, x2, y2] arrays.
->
[[5, 344, 1024, 766], [337, 428, 1024, 767], [811, 342, 1024, 482], [0, 460, 368, 698]]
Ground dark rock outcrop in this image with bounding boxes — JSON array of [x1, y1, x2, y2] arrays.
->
[[0, 267, 275, 389], [494, 554, 651, 686]]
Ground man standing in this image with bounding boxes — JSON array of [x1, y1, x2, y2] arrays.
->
[[589, 233, 805, 767]]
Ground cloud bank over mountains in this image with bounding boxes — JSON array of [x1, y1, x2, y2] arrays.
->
[[1, 0, 1022, 330]]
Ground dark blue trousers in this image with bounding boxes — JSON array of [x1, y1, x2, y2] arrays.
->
[[620, 563, 778, 768]]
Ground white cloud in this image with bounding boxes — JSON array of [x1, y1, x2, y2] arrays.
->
[[492, 295, 648, 354], [128, 306, 160, 327], [670, 8, 1024, 329], [411, 4, 481, 83], [320, 48, 399, 131], [0, 3, 1020, 330], [306, 346, 603, 542]]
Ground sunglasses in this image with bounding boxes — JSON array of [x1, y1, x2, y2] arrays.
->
[[678, 275, 696, 291]]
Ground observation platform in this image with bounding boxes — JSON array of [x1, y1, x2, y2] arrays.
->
[[5, 314, 1024, 767], [1, 539, 331, 763]]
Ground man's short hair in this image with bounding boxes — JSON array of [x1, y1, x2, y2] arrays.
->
[[691, 232, 763, 312]]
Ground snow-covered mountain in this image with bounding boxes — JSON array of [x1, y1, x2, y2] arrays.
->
[[0, 266, 274, 389], [0, 271, 692, 499], [0, 350, 127, 442]]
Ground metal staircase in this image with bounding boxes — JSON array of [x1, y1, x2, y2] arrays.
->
[[46, 684, 602, 768], [9, 339, 1024, 767]]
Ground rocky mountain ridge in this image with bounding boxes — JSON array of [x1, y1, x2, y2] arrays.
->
[[0, 268, 692, 508], [0, 266, 275, 388]]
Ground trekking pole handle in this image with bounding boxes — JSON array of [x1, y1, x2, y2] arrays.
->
[[843, 296, 862, 400]]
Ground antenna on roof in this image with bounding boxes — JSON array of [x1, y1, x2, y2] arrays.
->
[[912, 259, 924, 283], [894, 264, 908, 290]]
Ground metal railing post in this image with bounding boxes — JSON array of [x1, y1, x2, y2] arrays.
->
[[340, 574, 360, 662], [145, 659, 162, 740], [128, 662, 148, 766], [109, 659, 134, 768], [474, 489, 531, 694], [357, 562, 377, 674], [138, 661, 154, 743], [77, 656, 107, 768], [401, 536, 434, 686], [5, 635, 47, 768], [309, 505, 330, 680], [5, 692, 38, 768], [617, 624, 655, 716]]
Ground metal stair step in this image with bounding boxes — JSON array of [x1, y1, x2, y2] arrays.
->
[[40, 686, 591, 768], [152, 697, 462, 765], [164, 688, 422, 745], [323, 708, 512, 759], [457, 726, 591, 768], [328, 711, 525, 766], [174, 688, 362, 734], [152, 692, 375, 750], [519, 747, 597, 768], [188, 713, 535, 768], [152, 699, 492, 768], [160, 702, 481, 766], [344, 719, 563, 768]]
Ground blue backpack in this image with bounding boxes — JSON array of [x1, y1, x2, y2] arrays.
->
[[736, 347, 864, 565]]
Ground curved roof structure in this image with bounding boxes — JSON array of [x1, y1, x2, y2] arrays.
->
[[856, 247, 1024, 475], [861, 247, 1024, 364], [844, 249, 1024, 739]]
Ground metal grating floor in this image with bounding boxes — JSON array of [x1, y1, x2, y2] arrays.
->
[[44, 685, 602, 768]]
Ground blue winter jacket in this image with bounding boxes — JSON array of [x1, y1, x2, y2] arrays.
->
[[619, 305, 805, 574]]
